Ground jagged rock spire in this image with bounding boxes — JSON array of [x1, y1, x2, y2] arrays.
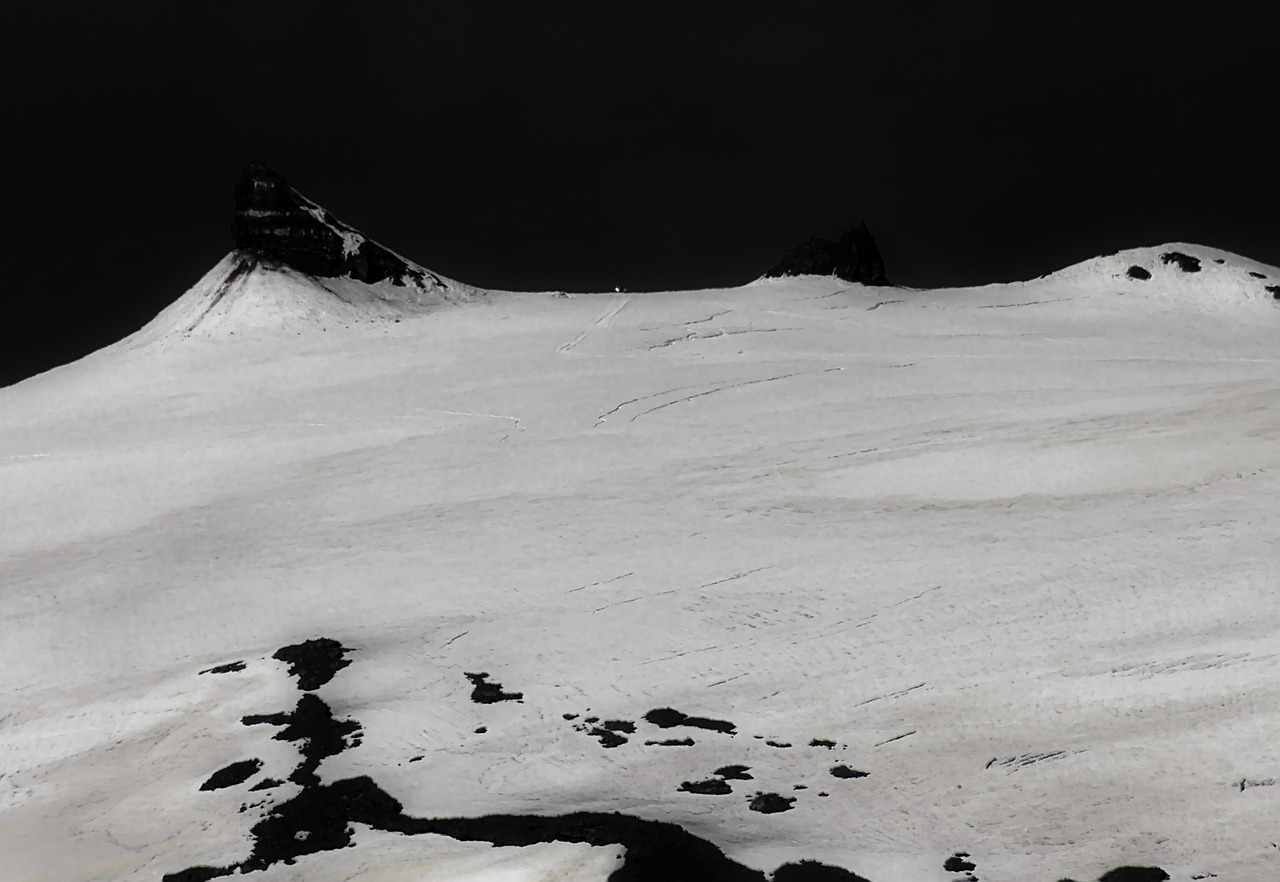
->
[[230, 162, 431, 287], [765, 220, 889, 286]]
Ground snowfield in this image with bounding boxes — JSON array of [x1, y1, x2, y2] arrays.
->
[[1, 243, 1277, 882]]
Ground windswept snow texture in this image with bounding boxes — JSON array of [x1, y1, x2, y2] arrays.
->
[[2, 241, 1278, 881]]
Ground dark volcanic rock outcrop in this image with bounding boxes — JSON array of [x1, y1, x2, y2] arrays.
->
[[231, 162, 435, 286], [1159, 251, 1202, 273], [765, 221, 889, 286]]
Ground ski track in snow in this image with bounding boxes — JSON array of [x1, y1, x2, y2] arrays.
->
[[627, 369, 841, 422], [555, 297, 630, 352], [591, 566, 771, 613]]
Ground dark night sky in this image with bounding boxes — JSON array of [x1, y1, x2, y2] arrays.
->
[[4, 2, 1277, 387]]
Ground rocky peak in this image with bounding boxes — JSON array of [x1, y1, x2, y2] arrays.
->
[[765, 220, 889, 286], [230, 162, 438, 288]]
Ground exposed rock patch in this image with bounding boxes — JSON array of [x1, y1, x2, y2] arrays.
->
[[241, 694, 362, 787], [199, 759, 263, 791], [1126, 266, 1151, 280], [587, 727, 629, 748], [1098, 868, 1170, 882], [1057, 868, 1170, 882], [772, 860, 873, 881], [643, 707, 736, 734], [1160, 251, 1202, 273], [830, 765, 869, 779], [679, 765, 753, 795], [582, 719, 638, 748], [747, 792, 796, 814], [715, 765, 753, 781], [199, 661, 245, 675], [679, 778, 735, 795], [944, 851, 979, 882], [464, 672, 523, 703], [273, 639, 352, 691], [231, 163, 438, 288]]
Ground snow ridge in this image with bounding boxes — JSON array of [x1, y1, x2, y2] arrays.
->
[[1040, 242, 1280, 310], [122, 251, 480, 345]]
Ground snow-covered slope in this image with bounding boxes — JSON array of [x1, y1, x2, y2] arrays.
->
[[1, 247, 1278, 882], [122, 252, 479, 346], [1042, 242, 1280, 310]]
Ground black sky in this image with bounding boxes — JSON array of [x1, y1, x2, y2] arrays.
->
[[5, 2, 1277, 386]]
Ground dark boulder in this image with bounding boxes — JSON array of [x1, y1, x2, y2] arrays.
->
[[1126, 265, 1151, 280], [765, 220, 890, 286], [230, 162, 428, 286]]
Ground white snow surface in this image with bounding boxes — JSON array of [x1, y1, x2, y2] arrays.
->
[[2, 242, 1278, 882], [123, 253, 481, 345]]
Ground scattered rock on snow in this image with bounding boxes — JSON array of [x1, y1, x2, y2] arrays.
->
[[167, 639, 1178, 882]]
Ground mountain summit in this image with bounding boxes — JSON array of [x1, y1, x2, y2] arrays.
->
[[230, 162, 439, 288], [127, 164, 476, 343]]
